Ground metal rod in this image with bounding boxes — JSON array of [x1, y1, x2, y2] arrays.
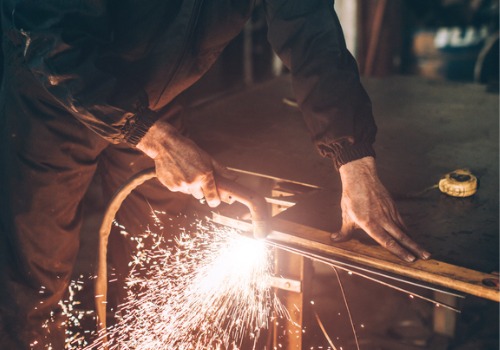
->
[[210, 214, 482, 301]]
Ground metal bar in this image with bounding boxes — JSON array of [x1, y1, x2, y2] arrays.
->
[[211, 213, 500, 302], [272, 248, 309, 349], [268, 218, 500, 302], [433, 292, 459, 337], [226, 167, 321, 189], [270, 276, 302, 293], [266, 239, 462, 313]]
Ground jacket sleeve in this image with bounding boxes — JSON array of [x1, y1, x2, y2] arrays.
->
[[264, 0, 377, 169], [6, 0, 157, 145]]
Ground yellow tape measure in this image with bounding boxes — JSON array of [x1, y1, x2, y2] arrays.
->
[[438, 169, 478, 197]]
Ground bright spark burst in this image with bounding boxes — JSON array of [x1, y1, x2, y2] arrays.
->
[[88, 213, 287, 350]]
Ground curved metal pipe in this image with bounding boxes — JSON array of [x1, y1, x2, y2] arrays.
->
[[95, 168, 156, 342]]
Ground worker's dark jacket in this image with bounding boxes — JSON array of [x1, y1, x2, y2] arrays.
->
[[1, 0, 376, 168]]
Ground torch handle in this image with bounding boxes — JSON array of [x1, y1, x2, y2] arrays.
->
[[215, 175, 270, 239]]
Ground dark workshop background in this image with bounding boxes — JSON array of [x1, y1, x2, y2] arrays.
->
[[187, 0, 499, 100]]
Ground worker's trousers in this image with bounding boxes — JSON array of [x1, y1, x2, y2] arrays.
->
[[0, 48, 189, 349]]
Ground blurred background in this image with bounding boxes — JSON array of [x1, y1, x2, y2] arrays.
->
[[187, 0, 499, 100]]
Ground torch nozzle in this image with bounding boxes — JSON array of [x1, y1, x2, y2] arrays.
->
[[215, 175, 270, 239]]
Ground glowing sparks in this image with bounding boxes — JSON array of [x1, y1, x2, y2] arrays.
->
[[87, 213, 287, 349], [61, 278, 96, 348]]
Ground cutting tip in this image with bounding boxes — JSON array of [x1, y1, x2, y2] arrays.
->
[[252, 220, 269, 239]]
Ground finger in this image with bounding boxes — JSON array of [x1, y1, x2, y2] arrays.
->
[[391, 211, 431, 260], [190, 187, 205, 201], [212, 160, 238, 181], [156, 174, 180, 193], [154, 160, 186, 192], [330, 207, 357, 242], [200, 173, 220, 208], [364, 224, 416, 262], [391, 208, 409, 231], [331, 205, 357, 242], [385, 223, 431, 260], [331, 220, 357, 242]]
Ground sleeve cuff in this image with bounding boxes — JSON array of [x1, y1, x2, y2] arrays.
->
[[318, 141, 376, 170], [122, 109, 158, 146]]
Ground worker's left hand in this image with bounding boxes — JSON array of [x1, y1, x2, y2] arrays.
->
[[332, 157, 431, 262]]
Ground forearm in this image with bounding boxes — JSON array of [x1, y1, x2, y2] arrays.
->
[[264, 0, 377, 168]]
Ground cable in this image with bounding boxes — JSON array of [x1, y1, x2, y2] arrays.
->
[[95, 167, 157, 346], [313, 310, 338, 350], [332, 267, 360, 350]]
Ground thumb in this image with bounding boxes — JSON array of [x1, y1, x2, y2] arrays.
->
[[331, 213, 357, 242]]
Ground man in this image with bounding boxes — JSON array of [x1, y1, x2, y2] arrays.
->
[[0, 0, 430, 348]]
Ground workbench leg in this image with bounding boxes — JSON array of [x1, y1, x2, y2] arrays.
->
[[432, 292, 458, 337], [272, 250, 313, 350], [265, 180, 315, 349]]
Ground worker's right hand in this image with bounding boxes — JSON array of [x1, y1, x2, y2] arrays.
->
[[136, 121, 231, 207], [334, 157, 431, 262]]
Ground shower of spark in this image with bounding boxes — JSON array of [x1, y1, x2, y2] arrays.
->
[[61, 277, 96, 348], [88, 212, 288, 350], [46, 208, 458, 350]]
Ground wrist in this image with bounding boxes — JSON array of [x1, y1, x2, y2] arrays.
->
[[123, 109, 158, 146], [339, 156, 378, 184], [320, 141, 375, 170], [136, 121, 178, 159]]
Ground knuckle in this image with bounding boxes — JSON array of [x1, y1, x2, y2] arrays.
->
[[159, 179, 176, 191], [384, 238, 398, 249], [398, 235, 410, 244], [198, 171, 213, 184], [173, 182, 190, 193]]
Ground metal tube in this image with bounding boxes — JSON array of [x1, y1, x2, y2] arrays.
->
[[95, 168, 157, 344]]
